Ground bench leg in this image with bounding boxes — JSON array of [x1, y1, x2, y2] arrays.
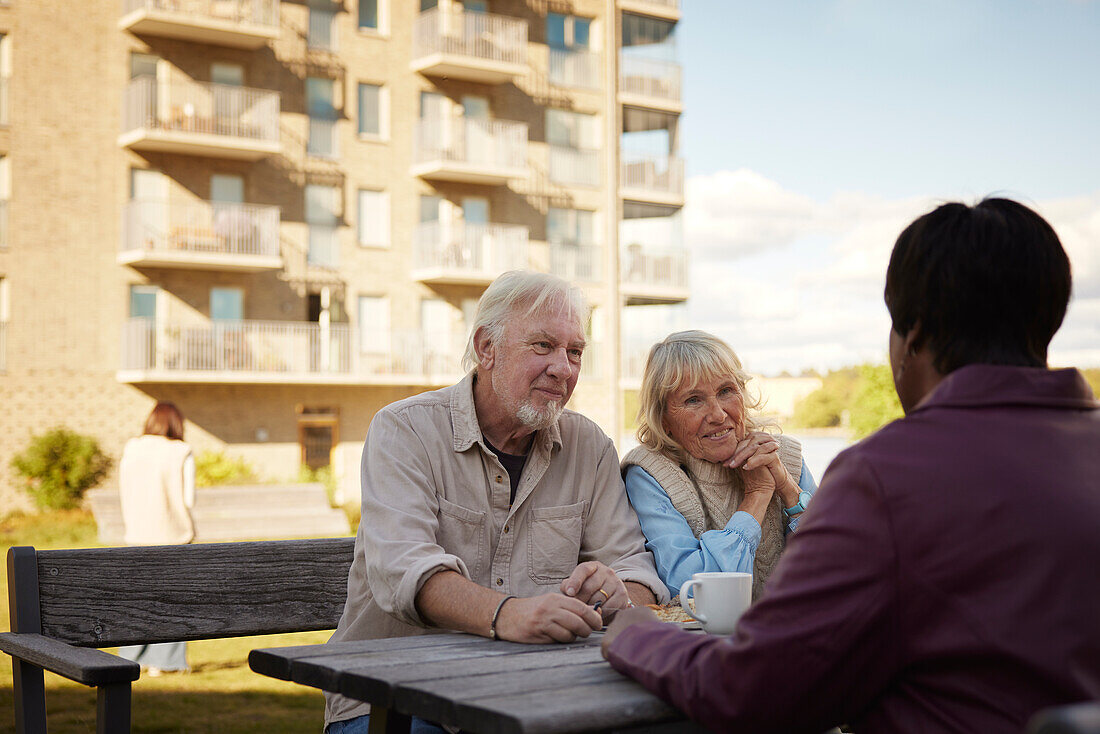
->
[[96, 682, 132, 734], [12, 659, 46, 734]]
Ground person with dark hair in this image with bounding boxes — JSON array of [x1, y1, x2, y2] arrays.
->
[[600, 198, 1100, 734], [116, 400, 195, 675]]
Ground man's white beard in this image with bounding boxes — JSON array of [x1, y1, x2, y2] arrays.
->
[[516, 399, 562, 430]]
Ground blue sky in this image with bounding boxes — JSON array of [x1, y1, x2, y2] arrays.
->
[[673, 0, 1100, 374]]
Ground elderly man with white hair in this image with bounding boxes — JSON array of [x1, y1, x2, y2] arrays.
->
[[324, 270, 665, 734]]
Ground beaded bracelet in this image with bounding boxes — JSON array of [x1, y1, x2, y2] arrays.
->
[[489, 595, 516, 640]]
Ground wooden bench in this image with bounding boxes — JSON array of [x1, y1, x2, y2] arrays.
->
[[1, 537, 354, 734]]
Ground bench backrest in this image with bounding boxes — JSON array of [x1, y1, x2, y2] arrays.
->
[[8, 537, 355, 647]]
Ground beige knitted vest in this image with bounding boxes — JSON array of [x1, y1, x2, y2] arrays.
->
[[622, 435, 803, 601]]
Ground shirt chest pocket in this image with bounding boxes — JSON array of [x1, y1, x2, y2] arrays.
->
[[527, 500, 587, 585], [437, 497, 487, 581]]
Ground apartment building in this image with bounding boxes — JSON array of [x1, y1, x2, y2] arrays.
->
[[0, 0, 686, 509]]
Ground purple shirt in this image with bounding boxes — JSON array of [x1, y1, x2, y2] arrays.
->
[[607, 365, 1100, 734]]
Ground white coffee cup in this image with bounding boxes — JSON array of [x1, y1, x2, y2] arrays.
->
[[679, 572, 752, 635]]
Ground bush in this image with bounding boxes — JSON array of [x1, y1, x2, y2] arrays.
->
[[10, 428, 112, 510], [195, 450, 257, 486], [848, 363, 905, 439], [298, 464, 338, 506]]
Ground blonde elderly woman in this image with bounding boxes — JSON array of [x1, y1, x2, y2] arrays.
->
[[621, 331, 817, 601]]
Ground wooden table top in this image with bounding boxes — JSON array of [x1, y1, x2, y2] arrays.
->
[[249, 631, 706, 734]]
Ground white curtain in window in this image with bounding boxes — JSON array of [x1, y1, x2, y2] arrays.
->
[[358, 190, 389, 247]]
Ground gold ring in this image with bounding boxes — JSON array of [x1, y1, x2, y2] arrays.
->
[[597, 588, 610, 600]]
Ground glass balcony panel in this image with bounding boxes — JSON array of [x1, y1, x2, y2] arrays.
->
[[548, 146, 599, 187], [620, 151, 684, 204], [549, 49, 600, 89], [619, 55, 682, 108]]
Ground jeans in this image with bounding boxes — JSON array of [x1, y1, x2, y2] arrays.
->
[[326, 714, 448, 734]]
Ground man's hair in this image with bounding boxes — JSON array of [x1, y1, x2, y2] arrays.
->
[[635, 330, 765, 461], [885, 197, 1071, 374], [144, 401, 185, 441], [462, 270, 588, 371]]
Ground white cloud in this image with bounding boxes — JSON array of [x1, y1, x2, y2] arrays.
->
[[684, 171, 1100, 375]]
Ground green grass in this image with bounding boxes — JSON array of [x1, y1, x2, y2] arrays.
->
[[1, 510, 332, 734]]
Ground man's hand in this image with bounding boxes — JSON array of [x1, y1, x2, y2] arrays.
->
[[495, 593, 603, 643], [561, 561, 629, 618], [600, 605, 660, 658]]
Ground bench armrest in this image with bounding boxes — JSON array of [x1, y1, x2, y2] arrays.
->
[[0, 632, 140, 686]]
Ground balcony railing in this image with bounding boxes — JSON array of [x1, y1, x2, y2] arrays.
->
[[620, 151, 684, 205], [120, 0, 281, 49], [549, 49, 600, 89], [413, 221, 529, 284], [620, 245, 689, 303], [618, 0, 680, 22], [411, 7, 527, 84], [308, 117, 339, 159], [120, 76, 281, 159], [119, 318, 469, 384], [120, 200, 281, 270], [619, 56, 682, 110], [412, 117, 527, 183], [580, 340, 601, 380], [549, 146, 600, 187], [308, 5, 338, 52], [549, 242, 601, 283]]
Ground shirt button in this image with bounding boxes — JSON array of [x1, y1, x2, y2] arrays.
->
[[495, 475, 503, 483], [496, 578, 503, 586], [503, 525, 510, 534]]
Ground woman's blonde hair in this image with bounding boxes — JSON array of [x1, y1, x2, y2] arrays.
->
[[636, 330, 766, 461]]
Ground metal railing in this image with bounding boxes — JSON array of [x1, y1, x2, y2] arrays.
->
[[619, 56, 682, 104], [549, 49, 600, 89], [620, 245, 688, 290], [414, 221, 529, 276], [548, 242, 601, 282], [414, 116, 527, 172], [548, 145, 600, 187], [308, 5, 338, 52], [122, 76, 280, 143], [122, 0, 280, 28], [620, 151, 684, 199], [412, 6, 527, 68], [121, 318, 470, 381], [121, 200, 280, 258]]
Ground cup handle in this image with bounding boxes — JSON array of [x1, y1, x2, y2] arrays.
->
[[679, 579, 708, 625]]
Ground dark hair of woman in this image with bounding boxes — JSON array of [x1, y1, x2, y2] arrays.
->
[[884, 197, 1072, 374], [143, 401, 186, 441]]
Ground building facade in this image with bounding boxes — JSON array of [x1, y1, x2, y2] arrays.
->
[[0, 0, 685, 509]]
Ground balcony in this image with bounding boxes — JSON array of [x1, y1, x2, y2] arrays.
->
[[118, 319, 468, 386], [411, 7, 527, 84], [119, 200, 281, 272], [620, 245, 689, 304], [580, 340, 601, 381], [549, 49, 600, 90], [412, 221, 529, 286], [119, 76, 281, 160], [119, 0, 280, 50], [619, 56, 682, 113], [548, 242, 601, 283], [618, 0, 680, 22], [548, 146, 600, 187], [620, 151, 684, 207], [412, 117, 527, 184]]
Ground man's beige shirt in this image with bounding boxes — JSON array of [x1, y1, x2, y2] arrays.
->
[[325, 372, 667, 725]]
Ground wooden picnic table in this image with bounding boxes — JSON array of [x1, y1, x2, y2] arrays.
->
[[249, 630, 708, 734]]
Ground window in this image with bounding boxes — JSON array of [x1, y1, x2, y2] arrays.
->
[[357, 190, 389, 248], [548, 207, 595, 246], [357, 83, 384, 137], [546, 109, 599, 149], [0, 155, 8, 250], [358, 295, 389, 354], [309, 4, 338, 51], [307, 77, 338, 158], [129, 285, 159, 320], [210, 287, 244, 321], [211, 63, 243, 86], [358, 0, 380, 30], [0, 34, 10, 126], [306, 184, 341, 267], [547, 13, 591, 50], [130, 52, 158, 80]]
